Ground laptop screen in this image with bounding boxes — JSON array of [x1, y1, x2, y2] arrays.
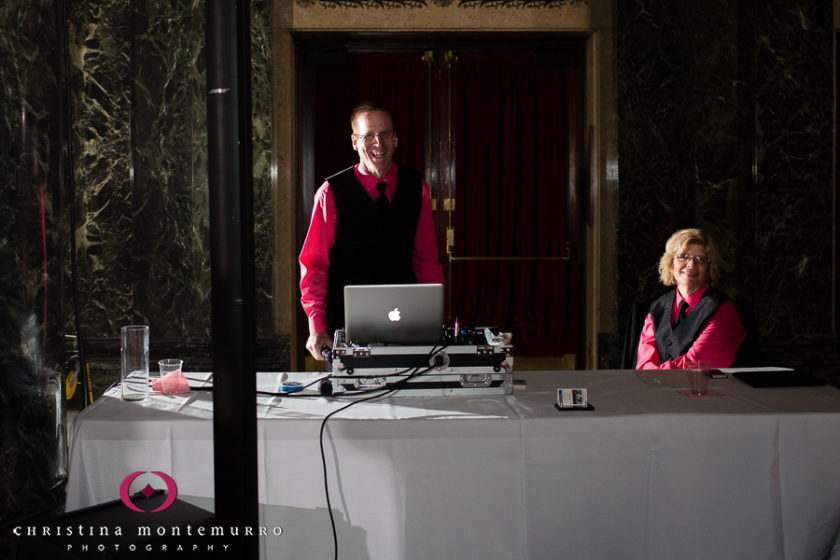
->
[[343, 284, 444, 345]]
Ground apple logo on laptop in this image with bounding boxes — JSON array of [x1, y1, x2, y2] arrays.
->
[[388, 308, 401, 322]]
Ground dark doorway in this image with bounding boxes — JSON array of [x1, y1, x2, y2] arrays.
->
[[295, 35, 585, 369]]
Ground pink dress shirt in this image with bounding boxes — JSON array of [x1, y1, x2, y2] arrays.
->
[[299, 163, 444, 335], [636, 285, 747, 369]]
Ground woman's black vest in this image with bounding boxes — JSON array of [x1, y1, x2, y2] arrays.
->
[[649, 287, 732, 363], [325, 164, 421, 335]]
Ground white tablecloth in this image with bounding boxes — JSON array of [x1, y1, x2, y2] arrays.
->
[[65, 369, 840, 560]]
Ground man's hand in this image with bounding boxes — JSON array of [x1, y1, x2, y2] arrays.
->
[[305, 332, 333, 361]]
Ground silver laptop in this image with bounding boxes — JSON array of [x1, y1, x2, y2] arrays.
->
[[343, 284, 444, 345]]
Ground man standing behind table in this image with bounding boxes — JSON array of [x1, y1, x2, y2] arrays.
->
[[299, 100, 444, 361]]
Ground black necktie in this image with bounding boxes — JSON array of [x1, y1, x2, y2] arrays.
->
[[375, 181, 389, 209], [673, 301, 689, 328]]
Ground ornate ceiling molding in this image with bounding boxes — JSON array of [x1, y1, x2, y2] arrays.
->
[[295, 0, 586, 8]]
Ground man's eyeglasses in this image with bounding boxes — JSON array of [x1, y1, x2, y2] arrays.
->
[[674, 254, 710, 265], [354, 131, 395, 145]]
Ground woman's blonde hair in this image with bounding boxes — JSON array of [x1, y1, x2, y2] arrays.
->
[[658, 228, 720, 286]]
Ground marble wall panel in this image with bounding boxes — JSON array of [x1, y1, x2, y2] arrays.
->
[[752, 2, 833, 336], [616, 0, 745, 315], [252, 0, 275, 339], [67, 1, 136, 335], [616, 2, 737, 303], [0, 0, 68, 532], [613, 0, 834, 368], [131, 0, 210, 338]]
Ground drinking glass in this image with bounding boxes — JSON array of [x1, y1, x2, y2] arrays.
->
[[121, 325, 150, 401]]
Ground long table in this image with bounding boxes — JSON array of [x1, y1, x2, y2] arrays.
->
[[65, 369, 840, 560]]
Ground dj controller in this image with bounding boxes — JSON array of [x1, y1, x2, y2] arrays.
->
[[327, 327, 514, 396]]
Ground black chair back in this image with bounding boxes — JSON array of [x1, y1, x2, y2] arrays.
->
[[621, 298, 653, 369], [732, 301, 763, 367]]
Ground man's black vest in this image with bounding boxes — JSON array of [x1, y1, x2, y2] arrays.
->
[[649, 287, 732, 364], [325, 163, 422, 335]]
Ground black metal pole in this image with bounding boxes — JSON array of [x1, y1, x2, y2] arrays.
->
[[206, 1, 258, 557]]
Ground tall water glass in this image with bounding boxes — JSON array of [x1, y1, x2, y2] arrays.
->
[[686, 360, 710, 396], [121, 325, 150, 401]]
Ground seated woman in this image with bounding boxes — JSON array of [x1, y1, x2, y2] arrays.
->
[[636, 228, 746, 369]]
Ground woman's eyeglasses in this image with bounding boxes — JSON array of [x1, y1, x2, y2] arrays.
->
[[674, 254, 710, 265]]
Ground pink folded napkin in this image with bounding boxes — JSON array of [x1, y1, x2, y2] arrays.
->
[[152, 369, 191, 394]]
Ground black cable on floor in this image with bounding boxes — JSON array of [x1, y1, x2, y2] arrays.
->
[[317, 345, 447, 560]]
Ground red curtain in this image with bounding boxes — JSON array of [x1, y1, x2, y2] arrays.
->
[[311, 52, 427, 185], [450, 51, 579, 356]]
